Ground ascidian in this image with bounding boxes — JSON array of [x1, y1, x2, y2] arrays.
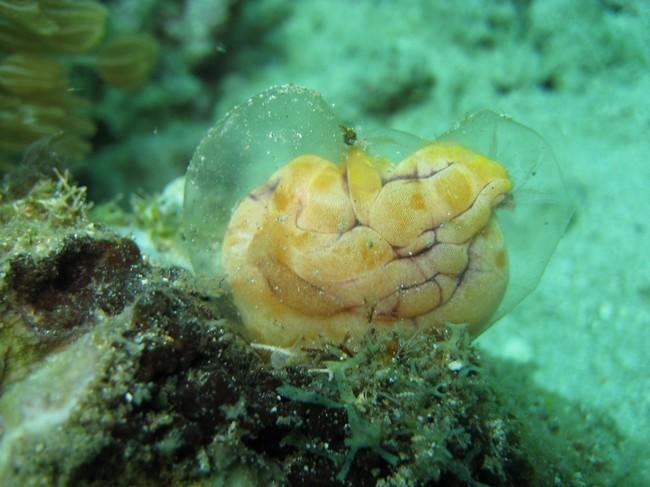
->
[[183, 85, 572, 349]]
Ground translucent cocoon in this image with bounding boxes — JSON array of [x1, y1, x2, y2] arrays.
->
[[183, 85, 572, 332], [184, 85, 346, 280], [438, 112, 573, 320]]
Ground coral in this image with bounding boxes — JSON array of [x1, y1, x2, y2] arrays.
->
[[96, 33, 159, 90], [0, 0, 158, 166], [0, 0, 108, 53], [0, 53, 95, 163], [76, 0, 242, 200]]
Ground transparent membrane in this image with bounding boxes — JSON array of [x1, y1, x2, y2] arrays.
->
[[437, 111, 573, 319], [184, 85, 346, 279], [184, 85, 572, 325]]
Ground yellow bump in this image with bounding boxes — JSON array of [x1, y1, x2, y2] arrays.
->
[[433, 167, 473, 215], [272, 185, 290, 211], [495, 249, 507, 269], [409, 191, 426, 210], [301, 162, 355, 233], [345, 147, 382, 224]]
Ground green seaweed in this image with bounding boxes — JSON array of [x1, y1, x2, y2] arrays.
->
[[278, 360, 399, 482]]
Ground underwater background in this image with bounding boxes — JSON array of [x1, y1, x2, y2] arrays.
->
[[1, 0, 649, 485]]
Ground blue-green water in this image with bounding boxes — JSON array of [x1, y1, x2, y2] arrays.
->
[[1, 0, 649, 485]]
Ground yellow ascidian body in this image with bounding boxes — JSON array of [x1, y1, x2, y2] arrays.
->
[[222, 141, 512, 348]]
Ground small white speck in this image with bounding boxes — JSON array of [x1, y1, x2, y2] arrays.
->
[[598, 302, 614, 320], [447, 360, 464, 372]]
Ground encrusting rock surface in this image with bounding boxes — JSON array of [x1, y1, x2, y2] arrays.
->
[[0, 167, 635, 486]]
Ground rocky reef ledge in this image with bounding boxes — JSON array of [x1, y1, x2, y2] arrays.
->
[[0, 170, 631, 486]]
